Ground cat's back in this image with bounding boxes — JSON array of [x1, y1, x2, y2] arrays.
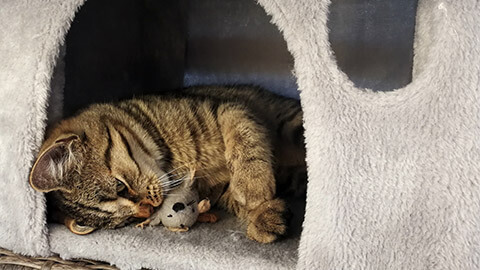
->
[[140, 85, 300, 130]]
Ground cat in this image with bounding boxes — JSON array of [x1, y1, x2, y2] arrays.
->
[[29, 85, 306, 243]]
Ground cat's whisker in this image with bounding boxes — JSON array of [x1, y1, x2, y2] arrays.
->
[[157, 166, 193, 185], [158, 177, 189, 194], [161, 185, 184, 193], [161, 176, 188, 186], [161, 186, 184, 192], [156, 165, 189, 182], [162, 193, 184, 198], [164, 163, 196, 176], [158, 162, 225, 184]]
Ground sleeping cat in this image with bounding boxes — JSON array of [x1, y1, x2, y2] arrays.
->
[[29, 86, 306, 243]]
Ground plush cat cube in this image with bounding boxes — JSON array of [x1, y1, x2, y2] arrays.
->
[[1, 1, 480, 270]]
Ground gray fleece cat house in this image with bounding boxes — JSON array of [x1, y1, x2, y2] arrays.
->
[[1, 0, 480, 269]]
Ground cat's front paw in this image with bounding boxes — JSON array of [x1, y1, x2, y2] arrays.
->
[[135, 219, 151, 229], [197, 212, 219, 223], [247, 198, 287, 243]]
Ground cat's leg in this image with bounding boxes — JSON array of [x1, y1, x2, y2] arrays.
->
[[218, 190, 286, 243], [217, 104, 286, 243]]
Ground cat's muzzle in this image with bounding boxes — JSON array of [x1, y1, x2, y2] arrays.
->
[[142, 184, 163, 207]]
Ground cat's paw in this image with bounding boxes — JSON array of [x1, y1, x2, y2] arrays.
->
[[135, 219, 151, 229], [197, 212, 219, 223], [247, 198, 287, 243]]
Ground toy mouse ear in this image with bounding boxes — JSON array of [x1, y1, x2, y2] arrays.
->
[[197, 198, 211, 214], [185, 167, 198, 189], [29, 134, 79, 192]]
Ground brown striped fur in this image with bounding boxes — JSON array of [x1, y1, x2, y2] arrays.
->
[[30, 86, 306, 243]]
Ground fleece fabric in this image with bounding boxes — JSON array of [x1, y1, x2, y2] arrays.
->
[[49, 211, 299, 270], [0, 0, 83, 256], [257, 0, 480, 269], [1, 0, 480, 269]]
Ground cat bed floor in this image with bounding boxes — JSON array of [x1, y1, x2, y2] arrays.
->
[[48, 211, 300, 270]]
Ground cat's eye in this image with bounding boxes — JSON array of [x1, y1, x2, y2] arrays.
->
[[116, 178, 127, 193]]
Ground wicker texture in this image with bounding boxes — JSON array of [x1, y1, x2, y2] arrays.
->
[[0, 248, 118, 270]]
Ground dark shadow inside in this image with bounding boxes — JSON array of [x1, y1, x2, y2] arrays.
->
[[63, 0, 298, 118], [63, 0, 187, 117]]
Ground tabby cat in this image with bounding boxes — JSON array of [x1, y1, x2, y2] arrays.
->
[[29, 86, 306, 243]]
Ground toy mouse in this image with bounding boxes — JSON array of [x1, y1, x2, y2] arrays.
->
[[136, 168, 218, 232]]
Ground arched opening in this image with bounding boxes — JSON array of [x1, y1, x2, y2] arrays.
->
[[47, 1, 303, 268], [62, 0, 298, 117]]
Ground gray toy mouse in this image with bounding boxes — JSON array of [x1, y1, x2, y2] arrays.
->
[[136, 168, 218, 232]]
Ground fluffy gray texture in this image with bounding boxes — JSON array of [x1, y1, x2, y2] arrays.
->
[[257, 0, 480, 269], [49, 211, 298, 270], [2, 0, 480, 269], [0, 0, 82, 256]]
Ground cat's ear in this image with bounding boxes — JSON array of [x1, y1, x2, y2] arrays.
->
[[29, 134, 80, 192], [197, 198, 211, 214]]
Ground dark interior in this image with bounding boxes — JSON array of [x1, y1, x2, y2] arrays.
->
[[63, 0, 418, 117], [63, 0, 297, 117], [63, 0, 187, 117]]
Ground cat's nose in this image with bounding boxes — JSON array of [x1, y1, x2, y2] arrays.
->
[[172, 202, 185, 212]]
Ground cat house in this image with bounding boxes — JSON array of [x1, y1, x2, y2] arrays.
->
[[1, 0, 479, 269]]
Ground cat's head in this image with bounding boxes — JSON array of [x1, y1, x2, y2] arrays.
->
[[29, 106, 178, 235]]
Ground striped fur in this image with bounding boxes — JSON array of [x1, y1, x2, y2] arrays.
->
[[30, 86, 305, 243]]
